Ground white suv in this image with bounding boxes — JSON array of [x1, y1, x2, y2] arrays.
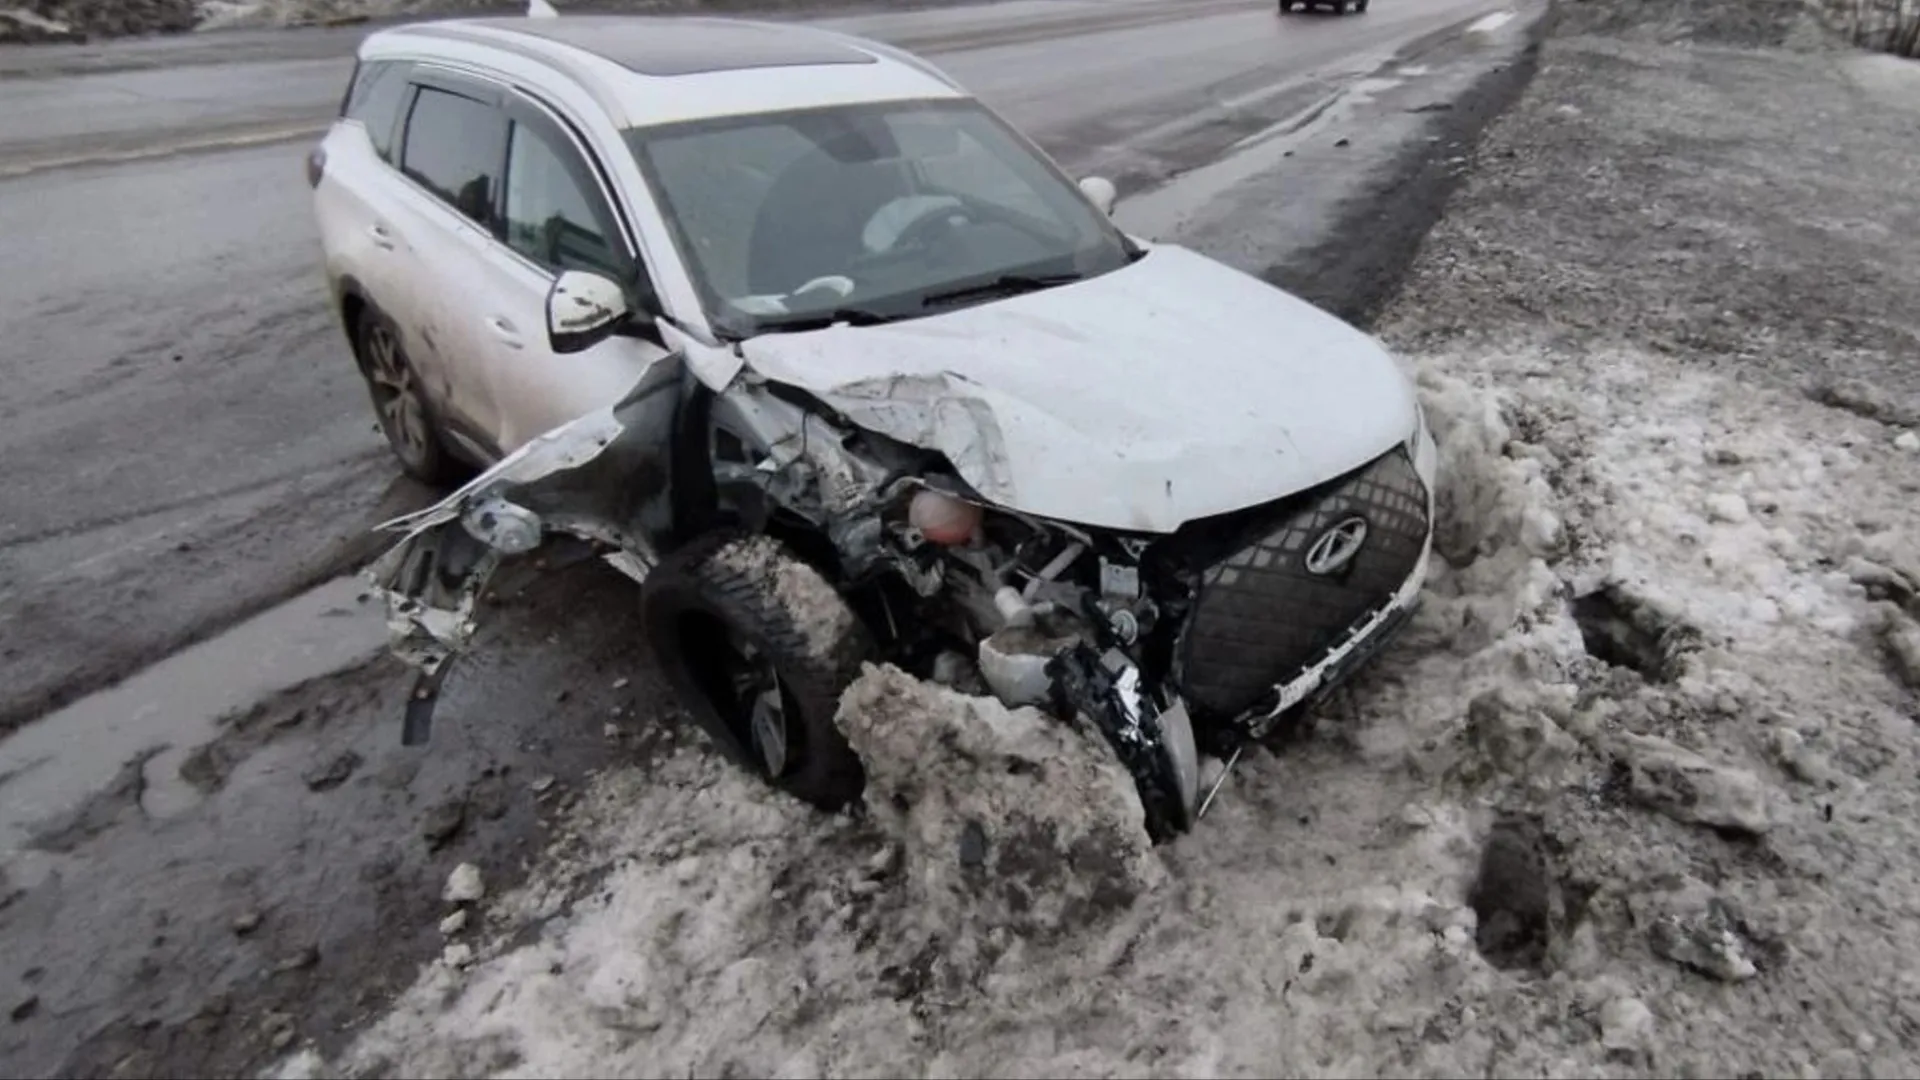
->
[[315, 11, 1438, 837]]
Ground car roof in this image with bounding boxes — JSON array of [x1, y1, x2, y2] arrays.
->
[[454, 14, 878, 77], [368, 14, 968, 128]]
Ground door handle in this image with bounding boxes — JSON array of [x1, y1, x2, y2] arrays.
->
[[367, 223, 395, 250], [485, 316, 523, 349]]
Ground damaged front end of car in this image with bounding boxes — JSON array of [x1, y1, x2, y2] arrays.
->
[[366, 348, 1437, 841]]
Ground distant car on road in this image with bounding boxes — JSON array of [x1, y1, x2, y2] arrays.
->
[[1280, 0, 1369, 13], [310, 8, 1435, 840]]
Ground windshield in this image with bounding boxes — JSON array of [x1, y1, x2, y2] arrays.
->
[[625, 99, 1137, 337]]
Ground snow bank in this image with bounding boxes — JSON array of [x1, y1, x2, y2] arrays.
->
[[3, 0, 193, 39], [0, 6, 80, 41], [274, 369, 1616, 1079], [1375, 337, 1920, 1076], [281, 337, 1920, 1077]]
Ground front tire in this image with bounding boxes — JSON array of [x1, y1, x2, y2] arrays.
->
[[640, 532, 874, 811]]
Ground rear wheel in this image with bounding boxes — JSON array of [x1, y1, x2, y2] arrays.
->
[[354, 305, 464, 486], [640, 532, 874, 811]]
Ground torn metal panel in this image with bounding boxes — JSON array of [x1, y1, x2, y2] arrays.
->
[[373, 406, 634, 545], [1048, 643, 1198, 839], [821, 373, 1017, 498], [368, 523, 501, 669], [364, 354, 687, 715], [683, 339, 746, 392]]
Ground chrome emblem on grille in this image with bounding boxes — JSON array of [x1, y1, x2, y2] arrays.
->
[[1304, 516, 1370, 576]]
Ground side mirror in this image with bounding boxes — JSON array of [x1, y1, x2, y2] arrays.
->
[[546, 270, 633, 354], [1078, 175, 1117, 217]]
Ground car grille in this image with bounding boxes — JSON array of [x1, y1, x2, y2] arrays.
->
[[1173, 447, 1430, 718]]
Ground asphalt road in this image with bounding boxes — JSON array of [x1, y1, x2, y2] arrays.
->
[[0, 0, 1500, 736], [0, 0, 1532, 1074]]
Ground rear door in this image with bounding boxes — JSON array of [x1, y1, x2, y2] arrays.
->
[[384, 69, 513, 457], [315, 58, 421, 345], [463, 91, 673, 454]]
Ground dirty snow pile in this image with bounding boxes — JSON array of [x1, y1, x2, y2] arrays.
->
[[0, 0, 192, 40], [254, 361, 1707, 1079], [275, 330, 1920, 1077], [1378, 336, 1920, 1076]]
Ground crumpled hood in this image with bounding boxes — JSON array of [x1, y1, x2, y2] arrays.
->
[[740, 243, 1419, 533]]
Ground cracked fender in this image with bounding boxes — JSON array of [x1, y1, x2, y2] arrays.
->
[[365, 353, 687, 743]]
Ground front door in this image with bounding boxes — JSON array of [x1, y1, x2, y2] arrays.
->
[[465, 94, 671, 456]]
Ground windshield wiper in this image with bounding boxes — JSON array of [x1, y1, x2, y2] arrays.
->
[[753, 307, 905, 334], [920, 272, 1084, 308]]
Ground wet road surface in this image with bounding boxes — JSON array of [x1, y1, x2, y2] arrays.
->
[[0, 0, 1497, 735], [0, 0, 1532, 1075]]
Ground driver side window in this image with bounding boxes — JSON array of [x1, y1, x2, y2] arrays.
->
[[502, 119, 630, 283]]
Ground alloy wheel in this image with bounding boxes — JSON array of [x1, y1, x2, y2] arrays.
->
[[363, 323, 432, 470]]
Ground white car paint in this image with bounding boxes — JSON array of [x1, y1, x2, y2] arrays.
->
[[362, 21, 966, 131], [322, 17, 977, 463], [319, 12, 1427, 530], [330, 11, 1444, 835], [740, 242, 1420, 533]]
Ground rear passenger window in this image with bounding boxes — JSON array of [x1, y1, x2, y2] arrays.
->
[[341, 60, 409, 162], [401, 86, 506, 229]]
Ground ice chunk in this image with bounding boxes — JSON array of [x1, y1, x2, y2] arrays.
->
[[443, 862, 485, 904], [1617, 732, 1770, 835], [1704, 492, 1750, 523], [1649, 914, 1757, 982], [1876, 606, 1920, 689], [1599, 996, 1655, 1053]]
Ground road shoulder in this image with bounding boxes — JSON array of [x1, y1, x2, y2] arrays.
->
[[1375, 9, 1920, 1075]]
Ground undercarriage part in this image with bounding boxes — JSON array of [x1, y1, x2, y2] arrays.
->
[[1196, 744, 1242, 820], [1173, 446, 1430, 718], [993, 585, 1035, 627], [977, 616, 1084, 707], [908, 487, 983, 545], [1047, 642, 1197, 840], [401, 664, 452, 746], [372, 529, 500, 745], [463, 495, 543, 554], [1023, 540, 1086, 601]]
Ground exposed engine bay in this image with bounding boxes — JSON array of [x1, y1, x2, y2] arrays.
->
[[369, 353, 1436, 840]]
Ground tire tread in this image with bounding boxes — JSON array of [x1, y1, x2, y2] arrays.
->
[[642, 531, 873, 809]]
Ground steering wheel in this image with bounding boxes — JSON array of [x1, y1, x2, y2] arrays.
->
[[891, 204, 974, 255], [887, 196, 1064, 259]]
